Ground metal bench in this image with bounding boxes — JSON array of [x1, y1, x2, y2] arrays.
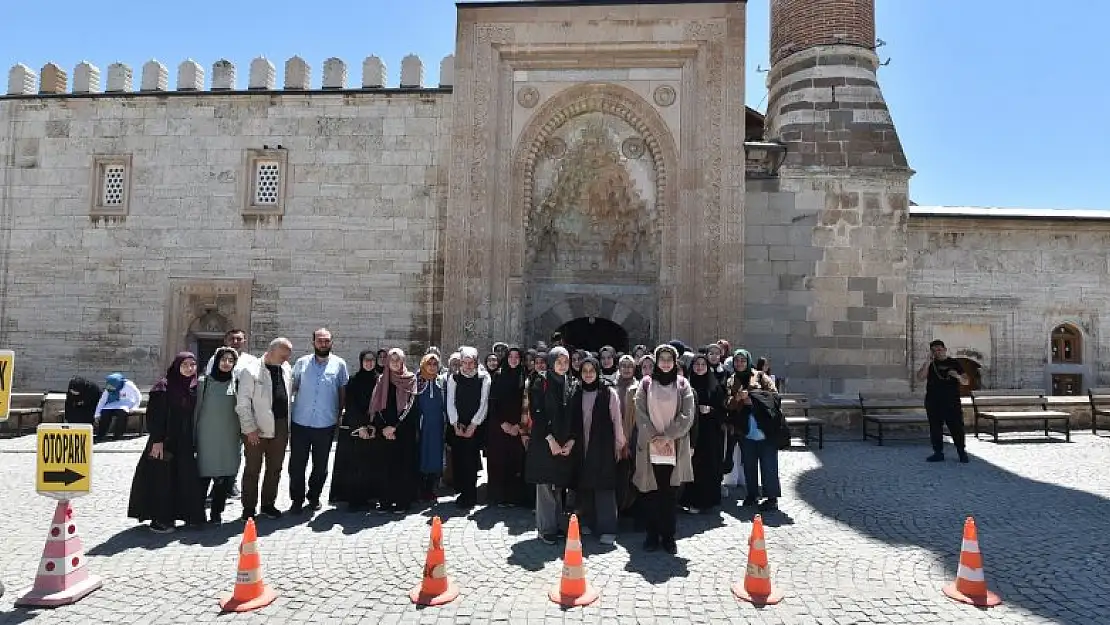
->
[[858, 392, 930, 446], [780, 393, 823, 449], [0, 392, 48, 437], [1088, 388, 1110, 435], [971, 389, 1070, 443]]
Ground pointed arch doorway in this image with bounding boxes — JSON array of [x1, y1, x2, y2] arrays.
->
[[557, 317, 629, 353]]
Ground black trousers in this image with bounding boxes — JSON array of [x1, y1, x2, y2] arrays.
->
[[926, 398, 965, 454], [288, 423, 336, 505], [96, 408, 128, 438], [642, 464, 677, 541], [201, 476, 234, 517], [450, 434, 481, 504]]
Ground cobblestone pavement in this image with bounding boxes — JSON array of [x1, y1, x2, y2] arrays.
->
[[1, 431, 1108, 624]]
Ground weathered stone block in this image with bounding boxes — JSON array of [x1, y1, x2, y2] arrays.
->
[[322, 58, 346, 89], [284, 56, 311, 90], [847, 276, 877, 291], [863, 290, 893, 307], [362, 56, 386, 88], [249, 57, 276, 90], [211, 60, 236, 90], [177, 60, 204, 91], [73, 62, 100, 93], [39, 63, 66, 94], [7, 63, 35, 95], [400, 54, 423, 88], [106, 63, 133, 92], [846, 306, 877, 322], [141, 60, 169, 92]]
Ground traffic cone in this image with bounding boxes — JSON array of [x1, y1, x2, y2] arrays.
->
[[410, 516, 460, 606], [16, 500, 102, 607], [732, 514, 784, 605], [548, 514, 599, 607], [218, 518, 277, 613], [943, 516, 1001, 607]]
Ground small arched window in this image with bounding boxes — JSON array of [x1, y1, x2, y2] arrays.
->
[[1050, 324, 1082, 364]]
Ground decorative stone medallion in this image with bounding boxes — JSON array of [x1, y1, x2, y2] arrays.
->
[[621, 137, 646, 160], [653, 85, 676, 107], [544, 137, 567, 158], [517, 85, 540, 108]]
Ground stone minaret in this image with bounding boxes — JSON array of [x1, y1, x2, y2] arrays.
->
[[753, 0, 912, 396], [766, 0, 907, 170]]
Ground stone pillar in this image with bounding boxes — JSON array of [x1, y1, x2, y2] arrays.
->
[[106, 63, 133, 92], [400, 54, 423, 88], [322, 57, 346, 89], [439, 55, 454, 87], [756, 0, 912, 395], [249, 57, 276, 90], [73, 62, 100, 93], [284, 56, 310, 90], [177, 60, 204, 91], [362, 56, 386, 88], [141, 60, 169, 92], [7, 64, 35, 95], [39, 63, 67, 94], [211, 60, 236, 90]]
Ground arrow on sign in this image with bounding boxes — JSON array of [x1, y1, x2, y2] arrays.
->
[[43, 468, 85, 486]]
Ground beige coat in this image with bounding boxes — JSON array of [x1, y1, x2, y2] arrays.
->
[[234, 358, 293, 438], [632, 376, 696, 492]]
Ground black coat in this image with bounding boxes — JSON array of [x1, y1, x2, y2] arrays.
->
[[576, 384, 618, 491], [330, 370, 379, 505], [127, 389, 205, 525], [524, 372, 581, 488]]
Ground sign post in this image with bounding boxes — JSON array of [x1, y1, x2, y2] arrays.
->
[[16, 423, 102, 607], [0, 349, 13, 422]]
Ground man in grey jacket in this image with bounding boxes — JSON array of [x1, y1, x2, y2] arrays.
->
[[235, 337, 294, 521]]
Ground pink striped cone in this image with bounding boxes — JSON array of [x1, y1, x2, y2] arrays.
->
[[16, 500, 102, 607]]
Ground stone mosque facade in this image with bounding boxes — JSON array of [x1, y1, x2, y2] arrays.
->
[[1, 0, 1108, 397]]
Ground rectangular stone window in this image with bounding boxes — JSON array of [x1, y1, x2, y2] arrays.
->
[[243, 148, 288, 216], [89, 155, 131, 216]]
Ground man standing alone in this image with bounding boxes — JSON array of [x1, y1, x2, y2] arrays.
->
[[916, 340, 970, 463], [289, 328, 349, 513]]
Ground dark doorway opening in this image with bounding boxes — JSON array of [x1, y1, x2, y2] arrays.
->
[[556, 317, 629, 353], [192, 336, 225, 374]]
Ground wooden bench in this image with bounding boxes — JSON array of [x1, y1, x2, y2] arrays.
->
[[858, 392, 929, 446], [0, 392, 48, 437], [1088, 388, 1110, 436], [780, 393, 823, 449], [971, 389, 1070, 443]]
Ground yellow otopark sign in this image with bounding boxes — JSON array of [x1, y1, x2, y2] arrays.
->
[[0, 350, 13, 420], [35, 424, 94, 497]]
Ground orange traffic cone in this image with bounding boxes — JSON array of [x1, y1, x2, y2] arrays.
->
[[548, 514, 599, 607], [943, 516, 1001, 607], [218, 518, 277, 613], [732, 514, 784, 605], [410, 516, 460, 606]]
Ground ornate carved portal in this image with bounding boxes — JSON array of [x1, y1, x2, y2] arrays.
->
[[162, 278, 253, 368]]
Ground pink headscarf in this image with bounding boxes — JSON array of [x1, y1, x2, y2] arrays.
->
[[369, 348, 416, 415]]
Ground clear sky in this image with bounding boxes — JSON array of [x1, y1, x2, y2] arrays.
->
[[1, 0, 1102, 210]]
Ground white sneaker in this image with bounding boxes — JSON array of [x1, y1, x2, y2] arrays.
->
[[599, 534, 616, 545]]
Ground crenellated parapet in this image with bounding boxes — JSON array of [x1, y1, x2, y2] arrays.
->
[[3, 54, 452, 96]]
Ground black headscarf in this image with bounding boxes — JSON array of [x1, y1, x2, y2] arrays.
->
[[152, 352, 198, 411], [580, 356, 602, 392], [348, 349, 380, 416], [374, 349, 387, 375], [689, 353, 718, 406], [209, 347, 238, 383], [599, 346, 618, 377], [494, 346, 526, 398]]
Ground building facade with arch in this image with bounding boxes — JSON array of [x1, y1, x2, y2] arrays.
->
[[2, 0, 1109, 395]]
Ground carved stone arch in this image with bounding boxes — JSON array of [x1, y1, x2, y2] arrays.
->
[[188, 309, 231, 337], [529, 295, 652, 350], [510, 83, 681, 339]]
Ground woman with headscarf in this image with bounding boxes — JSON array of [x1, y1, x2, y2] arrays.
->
[[330, 349, 380, 511], [487, 346, 527, 507], [680, 353, 726, 514], [374, 349, 388, 375], [573, 357, 625, 544], [94, 372, 142, 440], [525, 346, 581, 544], [614, 355, 639, 515], [64, 376, 102, 426], [415, 353, 447, 502], [370, 348, 418, 513], [598, 346, 619, 384], [632, 344, 695, 554], [725, 348, 781, 511], [446, 346, 492, 509], [635, 353, 655, 381], [127, 352, 205, 532], [193, 347, 241, 523]]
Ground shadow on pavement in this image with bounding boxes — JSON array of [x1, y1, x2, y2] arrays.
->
[[306, 507, 393, 535], [86, 524, 180, 556], [507, 537, 561, 571], [794, 440, 1110, 625]]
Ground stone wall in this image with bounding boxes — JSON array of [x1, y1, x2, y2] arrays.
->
[[908, 213, 1110, 392], [0, 81, 452, 389]]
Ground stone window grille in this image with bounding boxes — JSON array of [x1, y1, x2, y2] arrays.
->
[[243, 148, 288, 216], [90, 155, 132, 216]]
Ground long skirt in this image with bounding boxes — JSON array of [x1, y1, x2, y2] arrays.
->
[[329, 426, 377, 505], [127, 438, 205, 525]]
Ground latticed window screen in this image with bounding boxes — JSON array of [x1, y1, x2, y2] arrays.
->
[[254, 160, 281, 205], [100, 164, 125, 206]]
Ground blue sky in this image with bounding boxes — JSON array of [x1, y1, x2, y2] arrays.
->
[[1, 1, 1102, 209]]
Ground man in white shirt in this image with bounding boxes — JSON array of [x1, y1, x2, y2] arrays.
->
[[205, 329, 258, 376], [94, 373, 142, 440]]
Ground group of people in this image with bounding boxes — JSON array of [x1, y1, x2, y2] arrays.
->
[[70, 328, 792, 553]]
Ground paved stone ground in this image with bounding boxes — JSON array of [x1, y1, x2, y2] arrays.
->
[[1, 430, 1108, 624]]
